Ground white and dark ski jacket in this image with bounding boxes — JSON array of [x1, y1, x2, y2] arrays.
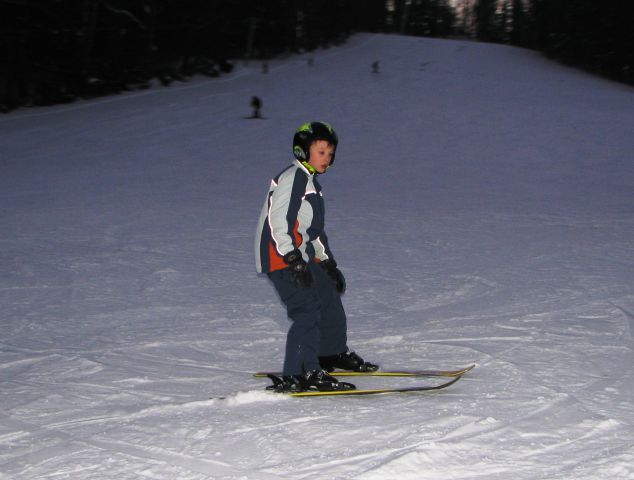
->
[[255, 160, 334, 273]]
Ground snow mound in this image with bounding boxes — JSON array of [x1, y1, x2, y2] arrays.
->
[[220, 390, 290, 406]]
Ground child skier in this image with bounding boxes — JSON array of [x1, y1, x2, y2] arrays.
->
[[255, 121, 378, 392]]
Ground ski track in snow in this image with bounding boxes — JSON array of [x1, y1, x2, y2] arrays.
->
[[2, 33, 634, 479]]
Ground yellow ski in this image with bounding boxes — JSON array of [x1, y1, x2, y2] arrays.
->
[[254, 364, 474, 379], [285, 375, 463, 397]]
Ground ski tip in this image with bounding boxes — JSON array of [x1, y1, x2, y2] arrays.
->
[[457, 364, 476, 375]]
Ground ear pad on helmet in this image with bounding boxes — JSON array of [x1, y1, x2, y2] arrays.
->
[[293, 145, 307, 160]]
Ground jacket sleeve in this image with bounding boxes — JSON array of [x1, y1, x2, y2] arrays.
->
[[313, 231, 334, 263], [268, 169, 307, 257]]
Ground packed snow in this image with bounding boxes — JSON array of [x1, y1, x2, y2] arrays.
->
[[1, 33, 634, 479]]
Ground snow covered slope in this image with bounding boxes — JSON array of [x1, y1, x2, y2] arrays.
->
[[1, 33, 634, 479]]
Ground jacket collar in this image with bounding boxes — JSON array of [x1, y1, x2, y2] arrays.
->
[[294, 159, 316, 176]]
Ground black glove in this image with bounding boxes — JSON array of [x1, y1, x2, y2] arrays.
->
[[320, 259, 346, 294], [283, 250, 313, 288]]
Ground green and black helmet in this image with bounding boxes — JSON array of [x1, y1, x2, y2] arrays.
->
[[292, 121, 339, 165]]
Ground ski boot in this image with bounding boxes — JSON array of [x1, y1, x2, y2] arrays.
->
[[300, 369, 356, 392], [265, 375, 303, 393], [266, 370, 355, 393], [319, 350, 379, 373]]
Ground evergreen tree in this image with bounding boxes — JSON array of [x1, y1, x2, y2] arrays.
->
[[474, 0, 497, 41], [509, 0, 529, 46], [531, 0, 634, 85], [398, 0, 456, 38]]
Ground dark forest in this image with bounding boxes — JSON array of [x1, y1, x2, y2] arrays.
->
[[1, 0, 632, 112]]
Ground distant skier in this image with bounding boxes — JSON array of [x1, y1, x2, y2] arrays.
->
[[255, 122, 378, 392], [250, 96, 262, 118], [372, 60, 380, 74]]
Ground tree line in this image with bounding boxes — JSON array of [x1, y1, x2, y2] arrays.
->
[[0, 0, 387, 111], [1, 1, 632, 112], [456, 0, 633, 85]]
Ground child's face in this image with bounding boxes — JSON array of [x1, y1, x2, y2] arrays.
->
[[307, 140, 335, 174]]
